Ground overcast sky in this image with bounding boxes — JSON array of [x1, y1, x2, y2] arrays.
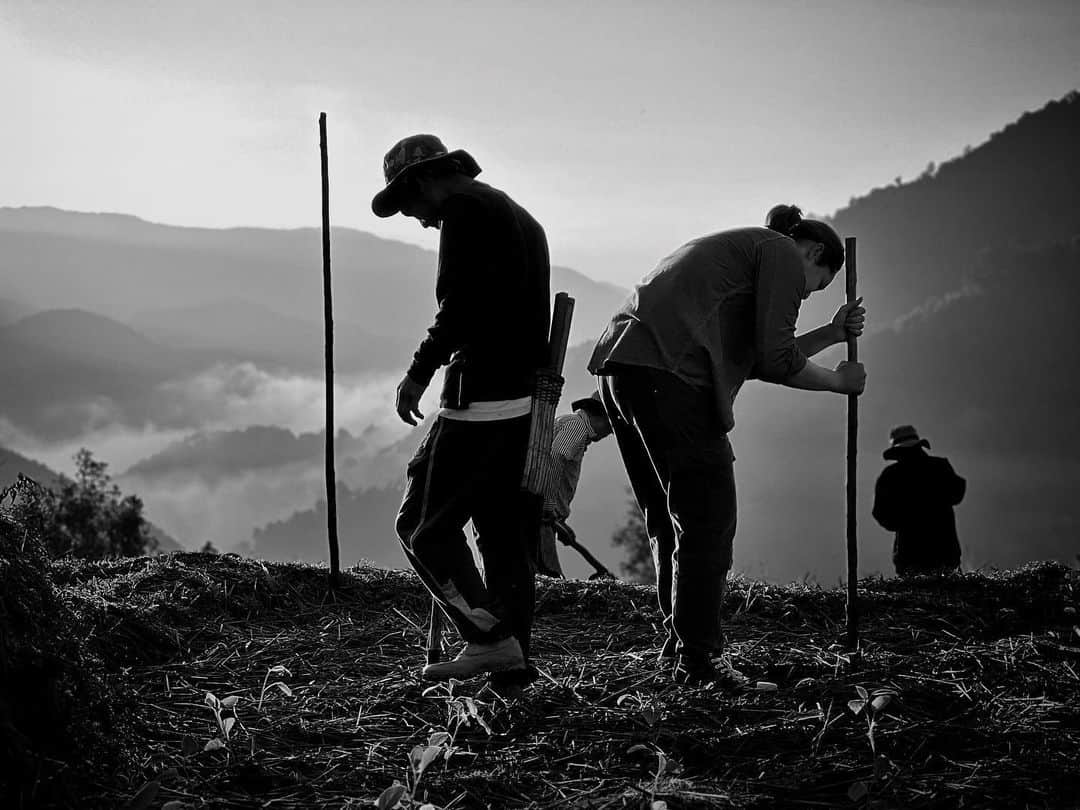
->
[[4, 0, 1078, 284]]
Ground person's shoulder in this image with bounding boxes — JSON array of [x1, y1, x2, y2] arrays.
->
[[554, 412, 585, 433], [928, 454, 956, 471], [441, 185, 495, 221], [446, 181, 512, 212], [877, 461, 902, 479], [553, 412, 576, 430], [748, 227, 799, 255]]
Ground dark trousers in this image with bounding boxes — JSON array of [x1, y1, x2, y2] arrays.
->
[[599, 368, 736, 658], [396, 414, 538, 662]]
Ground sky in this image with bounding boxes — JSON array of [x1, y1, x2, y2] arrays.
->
[[4, 0, 1079, 285]]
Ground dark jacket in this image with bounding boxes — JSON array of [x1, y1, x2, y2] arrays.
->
[[588, 227, 808, 433], [407, 181, 551, 408], [872, 448, 966, 573]]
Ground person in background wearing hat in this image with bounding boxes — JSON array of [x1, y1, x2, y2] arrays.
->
[[589, 204, 867, 689], [537, 392, 614, 578], [873, 425, 966, 577], [373, 134, 551, 687]]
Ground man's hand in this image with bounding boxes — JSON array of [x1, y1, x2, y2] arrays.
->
[[396, 374, 427, 426], [834, 360, 867, 395], [831, 297, 866, 341]]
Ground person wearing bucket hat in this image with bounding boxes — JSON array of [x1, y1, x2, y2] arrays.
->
[[536, 391, 613, 578], [371, 134, 482, 220], [873, 425, 966, 577], [588, 204, 867, 689], [381, 134, 552, 689]]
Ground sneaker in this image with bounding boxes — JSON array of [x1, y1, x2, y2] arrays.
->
[[711, 658, 752, 692], [673, 653, 751, 692], [422, 637, 525, 681]]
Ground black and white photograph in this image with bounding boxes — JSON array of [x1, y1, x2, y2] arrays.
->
[[2, 1, 1079, 807]]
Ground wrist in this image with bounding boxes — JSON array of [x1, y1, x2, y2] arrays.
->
[[830, 323, 846, 343], [829, 369, 846, 393], [405, 366, 431, 389]]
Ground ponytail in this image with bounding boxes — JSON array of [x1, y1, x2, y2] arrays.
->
[[765, 203, 845, 272], [766, 204, 803, 235]]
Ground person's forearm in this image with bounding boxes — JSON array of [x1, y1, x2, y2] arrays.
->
[[795, 324, 842, 358], [781, 359, 841, 392]]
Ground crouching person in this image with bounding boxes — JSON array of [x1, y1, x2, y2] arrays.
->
[[372, 134, 551, 686], [537, 392, 614, 578]]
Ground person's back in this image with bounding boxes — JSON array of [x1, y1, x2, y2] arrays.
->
[[425, 180, 551, 409], [872, 426, 965, 576], [589, 226, 811, 432]]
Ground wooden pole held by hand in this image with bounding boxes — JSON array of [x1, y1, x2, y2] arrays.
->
[[320, 113, 341, 587], [845, 236, 859, 651]]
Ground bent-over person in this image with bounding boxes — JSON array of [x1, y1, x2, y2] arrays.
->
[[537, 392, 613, 577], [589, 205, 867, 688], [372, 134, 550, 687], [873, 425, 965, 577]]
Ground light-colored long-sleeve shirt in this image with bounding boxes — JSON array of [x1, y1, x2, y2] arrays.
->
[[543, 412, 594, 521], [588, 227, 808, 433], [536, 411, 596, 577]]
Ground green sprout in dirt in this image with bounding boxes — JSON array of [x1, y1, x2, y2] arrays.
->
[[626, 743, 677, 810], [846, 684, 899, 802], [374, 732, 456, 810], [617, 690, 664, 728], [202, 692, 240, 752], [422, 679, 492, 739], [373, 681, 492, 809], [257, 664, 293, 711]]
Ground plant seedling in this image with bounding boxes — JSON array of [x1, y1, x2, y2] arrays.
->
[[258, 664, 294, 711], [203, 692, 240, 751]]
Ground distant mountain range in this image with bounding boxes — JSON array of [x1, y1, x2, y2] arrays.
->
[[0, 206, 628, 363], [2, 92, 1078, 580], [810, 91, 1080, 330], [0, 209, 628, 441]]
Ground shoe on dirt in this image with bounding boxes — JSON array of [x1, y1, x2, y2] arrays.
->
[[673, 653, 751, 691], [711, 658, 752, 692], [422, 636, 525, 681]]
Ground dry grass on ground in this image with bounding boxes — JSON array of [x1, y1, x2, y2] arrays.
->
[[10, 552, 1080, 809]]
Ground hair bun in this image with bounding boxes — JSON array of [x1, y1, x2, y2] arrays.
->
[[766, 204, 803, 234]]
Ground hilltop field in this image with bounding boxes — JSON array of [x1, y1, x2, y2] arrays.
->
[[3, 538, 1079, 809]]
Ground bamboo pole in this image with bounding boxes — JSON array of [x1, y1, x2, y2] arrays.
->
[[426, 600, 443, 665], [845, 236, 859, 651], [521, 292, 575, 494], [320, 112, 341, 587]]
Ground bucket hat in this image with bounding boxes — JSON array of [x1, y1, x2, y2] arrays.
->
[[371, 134, 481, 218], [883, 424, 930, 460], [571, 391, 607, 421]]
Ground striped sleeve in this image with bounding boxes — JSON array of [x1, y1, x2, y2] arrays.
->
[[543, 414, 592, 515]]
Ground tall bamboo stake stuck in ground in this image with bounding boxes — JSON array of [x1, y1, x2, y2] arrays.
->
[[845, 236, 859, 651], [319, 113, 341, 587]]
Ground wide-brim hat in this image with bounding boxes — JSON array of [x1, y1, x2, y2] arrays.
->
[[371, 133, 481, 218], [571, 391, 607, 420], [883, 424, 930, 459]]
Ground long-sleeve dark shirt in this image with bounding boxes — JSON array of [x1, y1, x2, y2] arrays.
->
[[587, 227, 808, 432], [872, 449, 966, 572], [407, 180, 551, 408]]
